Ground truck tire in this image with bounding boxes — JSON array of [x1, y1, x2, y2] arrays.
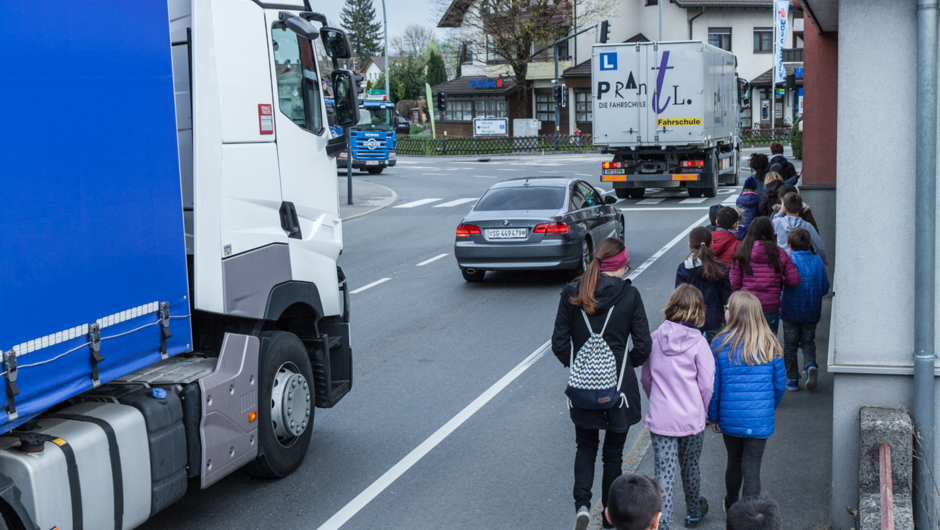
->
[[703, 153, 718, 197], [243, 331, 314, 479], [366, 167, 384, 175], [615, 188, 630, 199], [627, 188, 645, 199], [688, 188, 703, 198]]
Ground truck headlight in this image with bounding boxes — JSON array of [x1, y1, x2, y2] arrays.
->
[[339, 152, 347, 158], [388, 152, 396, 159]]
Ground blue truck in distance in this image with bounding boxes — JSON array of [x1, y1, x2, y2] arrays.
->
[[328, 98, 397, 174]]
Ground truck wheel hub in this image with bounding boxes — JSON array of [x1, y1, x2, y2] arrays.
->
[[271, 364, 310, 442]]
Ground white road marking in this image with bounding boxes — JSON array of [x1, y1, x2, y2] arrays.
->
[[416, 253, 449, 266], [601, 189, 617, 195], [316, 341, 553, 530], [723, 194, 740, 204], [399, 166, 436, 169], [433, 198, 478, 208], [467, 175, 497, 179], [620, 207, 710, 211], [317, 214, 709, 530], [626, 213, 710, 281], [576, 173, 594, 177], [717, 188, 736, 194], [679, 197, 708, 204], [394, 198, 443, 208], [349, 278, 391, 294], [497, 168, 521, 171], [637, 198, 665, 205]]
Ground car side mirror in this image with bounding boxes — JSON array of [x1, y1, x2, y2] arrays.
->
[[320, 27, 352, 60], [605, 195, 617, 204], [331, 69, 360, 126]]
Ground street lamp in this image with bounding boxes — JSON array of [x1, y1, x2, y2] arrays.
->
[[382, 0, 389, 100]]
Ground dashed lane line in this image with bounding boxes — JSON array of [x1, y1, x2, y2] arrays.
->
[[394, 198, 443, 208], [679, 197, 708, 204], [637, 198, 665, 205], [349, 278, 391, 294], [433, 198, 478, 208], [620, 207, 710, 211], [316, 213, 709, 530], [416, 253, 449, 266]]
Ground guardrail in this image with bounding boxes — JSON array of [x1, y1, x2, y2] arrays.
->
[[396, 135, 597, 156]]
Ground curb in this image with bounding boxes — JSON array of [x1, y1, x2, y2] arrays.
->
[[340, 184, 398, 222]]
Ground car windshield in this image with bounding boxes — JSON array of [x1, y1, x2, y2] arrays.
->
[[353, 105, 394, 131], [474, 186, 566, 211]]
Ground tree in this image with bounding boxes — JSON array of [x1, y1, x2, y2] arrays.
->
[[340, 0, 383, 66], [442, 0, 615, 118], [375, 54, 427, 103], [426, 50, 447, 87]]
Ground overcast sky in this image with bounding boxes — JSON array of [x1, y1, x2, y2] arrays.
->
[[320, 0, 450, 45]]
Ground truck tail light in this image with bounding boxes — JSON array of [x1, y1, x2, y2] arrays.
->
[[456, 224, 481, 237], [602, 162, 623, 169], [534, 222, 569, 234], [680, 160, 705, 168]]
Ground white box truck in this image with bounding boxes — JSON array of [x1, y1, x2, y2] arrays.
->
[[0, 1, 362, 528], [593, 41, 748, 198]]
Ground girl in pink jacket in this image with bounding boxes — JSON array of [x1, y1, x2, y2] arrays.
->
[[641, 284, 716, 530]]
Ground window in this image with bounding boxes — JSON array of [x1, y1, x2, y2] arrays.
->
[[272, 26, 323, 133], [739, 107, 752, 129], [476, 100, 507, 118], [461, 43, 474, 64], [475, 186, 566, 211], [557, 39, 569, 59], [576, 182, 602, 208], [575, 91, 592, 122], [536, 92, 554, 121], [444, 100, 473, 121], [708, 27, 731, 51], [754, 28, 773, 53]]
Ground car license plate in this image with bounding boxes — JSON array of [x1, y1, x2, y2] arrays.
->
[[366, 161, 379, 166], [487, 228, 526, 239]]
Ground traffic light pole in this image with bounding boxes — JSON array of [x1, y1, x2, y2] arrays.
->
[[346, 127, 353, 205], [554, 24, 600, 150]]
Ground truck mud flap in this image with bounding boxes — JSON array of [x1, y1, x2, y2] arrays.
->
[[198, 334, 259, 489], [304, 320, 352, 408]]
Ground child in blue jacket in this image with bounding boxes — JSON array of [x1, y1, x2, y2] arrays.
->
[[708, 291, 786, 512], [780, 228, 830, 391]]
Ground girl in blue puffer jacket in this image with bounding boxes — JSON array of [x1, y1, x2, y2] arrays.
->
[[707, 291, 785, 512]]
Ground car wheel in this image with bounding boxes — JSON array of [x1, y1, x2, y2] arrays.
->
[[367, 167, 384, 175], [461, 268, 485, 282], [628, 188, 646, 199], [688, 188, 703, 198], [615, 188, 630, 199], [568, 239, 592, 280], [243, 331, 314, 479], [618, 217, 625, 243]]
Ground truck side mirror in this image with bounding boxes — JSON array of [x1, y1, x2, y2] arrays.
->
[[278, 12, 318, 39], [320, 27, 352, 60], [738, 79, 751, 108], [331, 70, 360, 126]]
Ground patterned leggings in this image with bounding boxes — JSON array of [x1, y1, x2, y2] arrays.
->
[[651, 431, 705, 530]]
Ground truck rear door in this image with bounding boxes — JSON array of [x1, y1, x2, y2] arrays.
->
[[592, 44, 649, 146], [648, 42, 705, 146]]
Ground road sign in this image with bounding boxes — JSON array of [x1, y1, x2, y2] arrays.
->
[[367, 89, 386, 95], [473, 117, 508, 137]]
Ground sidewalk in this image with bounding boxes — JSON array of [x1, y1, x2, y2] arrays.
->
[[589, 296, 834, 529], [338, 177, 397, 221]]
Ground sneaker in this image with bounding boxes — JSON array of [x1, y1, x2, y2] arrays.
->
[[685, 497, 709, 527], [786, 378, 800, 391], [574, 506, 591, 530], [806, 364, 819, 390]]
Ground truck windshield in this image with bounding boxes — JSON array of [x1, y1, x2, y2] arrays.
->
[[354, 106, 394, 131]]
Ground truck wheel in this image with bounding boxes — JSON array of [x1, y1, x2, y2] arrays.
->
[[627, 188, 645, 199], [615, 188, 630, 199], [704, 155, 718, 197], [367, 167, 384, 175], [243, 331, 314, 479], [688, 188, 703, 198], [703, 184, 717, 198]]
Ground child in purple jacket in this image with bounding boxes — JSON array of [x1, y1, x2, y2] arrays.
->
[[641, 284, 716, 530]]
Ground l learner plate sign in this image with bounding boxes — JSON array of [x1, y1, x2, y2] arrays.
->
[[487, 228, 526, 239]]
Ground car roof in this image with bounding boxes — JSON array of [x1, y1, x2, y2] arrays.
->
[[490, 177, 574, 189]]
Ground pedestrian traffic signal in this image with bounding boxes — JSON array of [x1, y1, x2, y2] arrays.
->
[[599, 20, 610, 44], [560, 85, 568, 108]]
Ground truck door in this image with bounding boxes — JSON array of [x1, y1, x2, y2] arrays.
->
[[266, 14, 343, 319], [648, 42, 705, 146]]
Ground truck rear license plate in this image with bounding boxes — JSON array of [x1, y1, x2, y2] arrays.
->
[[487, 229, 526, 239]]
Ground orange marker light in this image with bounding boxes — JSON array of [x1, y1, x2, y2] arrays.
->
[[248, 411, 257, 423]]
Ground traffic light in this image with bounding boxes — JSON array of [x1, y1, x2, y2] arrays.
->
[[553, 85, 562, 105], [436, 91, 447, 112], [599, 20, 610, 44], [785, 73, 795, 92], [560, 85, 568, 108], [352, 71, 364, 96]]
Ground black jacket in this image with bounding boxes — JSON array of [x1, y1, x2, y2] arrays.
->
[[758, 179, 786, 217], [552, 275, 652, 432], [770, 154, 799, 185]]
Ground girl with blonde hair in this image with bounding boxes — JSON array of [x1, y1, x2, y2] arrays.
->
[[707, 291, 785, 512], [758, 171, 786, 217]]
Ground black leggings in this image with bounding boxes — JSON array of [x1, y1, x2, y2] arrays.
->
[[574, 427, 629, 510], [722, 434, 767, 506]]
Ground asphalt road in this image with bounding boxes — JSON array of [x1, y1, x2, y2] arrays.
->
[[144, 149, 829, 530]]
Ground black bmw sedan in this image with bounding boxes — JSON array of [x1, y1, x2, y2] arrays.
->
[[454, 177, 624, 282]]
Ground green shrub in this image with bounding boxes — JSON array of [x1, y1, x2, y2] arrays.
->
[[409, 124, 425, 135], [791, 116, 803, 160]]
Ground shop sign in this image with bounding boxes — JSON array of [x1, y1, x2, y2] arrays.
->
[[468, 77, 504, 89], [473, 117, 508, 136]]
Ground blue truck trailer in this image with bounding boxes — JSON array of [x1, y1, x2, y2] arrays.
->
[[329, 98, 397, 174], [0, 1, 360, 528]]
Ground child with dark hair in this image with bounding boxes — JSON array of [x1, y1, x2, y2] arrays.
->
[[606, 474, 663, 530], [774, 184, 819, 231], [676, 227, 733, 342], [705, 204, 723, 232], [736, 179, 760, 240], [712, 207, 742, 267], [725, 493, 782, 530], [730, 217, 801, 334], [641, 285, 715, 529], [773, 192, 827, 265], [747, 153, 770, 196], [780, 228, 830, 391]]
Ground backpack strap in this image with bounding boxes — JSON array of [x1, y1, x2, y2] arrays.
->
[[580, 310, 595, 334], [599, 307, 615, 336]]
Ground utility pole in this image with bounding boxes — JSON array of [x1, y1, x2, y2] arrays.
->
[[658, 0, 662, 41], [554, 24, 600, 149], [381, 0, 389, 100]]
